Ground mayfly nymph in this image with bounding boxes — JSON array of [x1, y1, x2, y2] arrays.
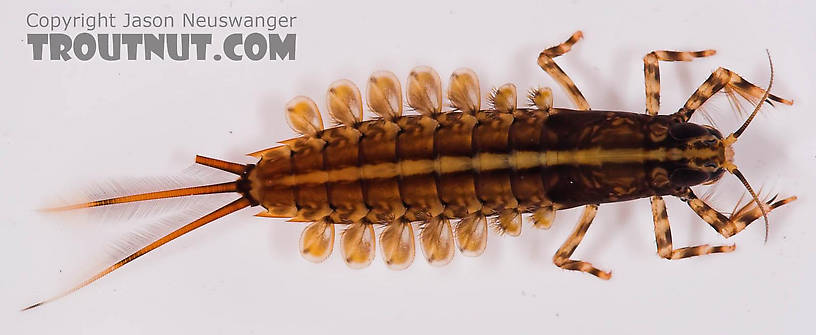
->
[[24, 31, 796, 310]]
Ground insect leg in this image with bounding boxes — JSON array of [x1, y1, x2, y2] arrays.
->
[[682, 190, 796, 239], [643, 50, 715, 116], [673, 67, 793, 122], [537, 31, 599, 232], [537, 31, 590, 110], [650, 196, 734, 259], [552, 204, 611, 279]]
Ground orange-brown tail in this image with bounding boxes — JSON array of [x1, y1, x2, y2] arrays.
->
[[24, 155, 256, 311]]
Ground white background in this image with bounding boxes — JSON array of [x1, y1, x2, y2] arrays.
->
[[2, 0, 814, 334]]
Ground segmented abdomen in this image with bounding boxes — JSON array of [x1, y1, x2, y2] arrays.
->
[[247, 67, 659, 269]]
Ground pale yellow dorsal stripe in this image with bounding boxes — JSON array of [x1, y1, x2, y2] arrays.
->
[[265, 147, 714, 187]]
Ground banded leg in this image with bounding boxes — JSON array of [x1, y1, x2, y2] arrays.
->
[[643, 50, 716, 116], [537, 31, 590, 110], [650, 195, 734, 259], [683, 190, 797, 238], [552, 204, 611, 279], [537, 31, 599, 234], [673, 67, 793, 122]]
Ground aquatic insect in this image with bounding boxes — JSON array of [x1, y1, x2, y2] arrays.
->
[[25, 31, 796, 310]]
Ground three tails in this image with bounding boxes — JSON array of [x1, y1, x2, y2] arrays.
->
[[24, 155, 255, 311]]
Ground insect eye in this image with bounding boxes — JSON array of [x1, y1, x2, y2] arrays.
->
[[670, 168, 708, 186], [704, 126, 724, 139], [669, 123, 708, 140], [704, 162, 718, 169], [703, 139, 717, 146]]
